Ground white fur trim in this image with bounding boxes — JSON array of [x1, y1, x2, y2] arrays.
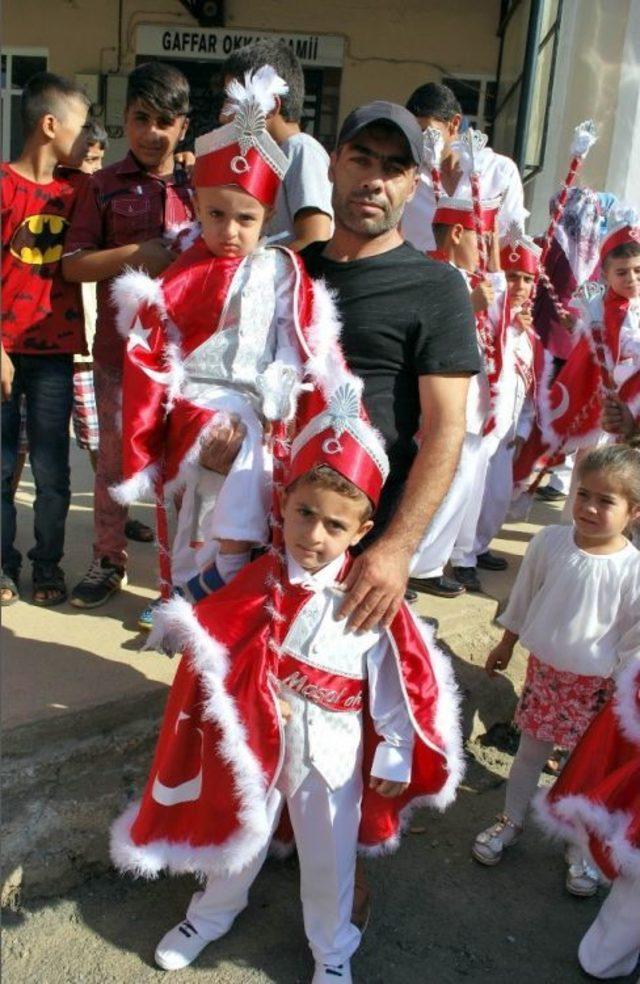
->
[[111, 268, 167, 340], [110, 463, 159, 506], [303, 278, 353, 398], [534, 788, 640, 880], [110, 595, 274, 879], [613, 658, 640, 747]]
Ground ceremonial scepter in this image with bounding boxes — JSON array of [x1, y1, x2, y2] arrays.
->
[[535, 120, 598, 320], [422, 126, 444, 204], [458, 127, 501, 433]]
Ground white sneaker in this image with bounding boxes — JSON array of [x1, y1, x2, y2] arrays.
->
[[311, 961, 353, 984], [472, 814, 523, 866], [154, 920, 211, 971]]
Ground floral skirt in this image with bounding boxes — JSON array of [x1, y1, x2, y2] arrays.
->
[[514, 654, 614, 749]]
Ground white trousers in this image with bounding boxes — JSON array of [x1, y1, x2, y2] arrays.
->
[[170, 392, 271, 589], [578, 875, 640, 979], [186, 767, 363, 966], [474, 434, 516, 558], [411, 433, 482, 579], [450, 432, 500, 569]]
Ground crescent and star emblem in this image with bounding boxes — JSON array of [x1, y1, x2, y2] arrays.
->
[[549, 382, 570, 422], [151, 711, 204, 807], [127, 317, 171, 384], [230, 155, 250, 174]]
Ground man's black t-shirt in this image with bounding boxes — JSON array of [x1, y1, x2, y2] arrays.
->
[[300, 241, 480, 482]]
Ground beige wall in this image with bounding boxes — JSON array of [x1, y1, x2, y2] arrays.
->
[[3, 0, 501, 122], [526, 0, 639, 231]]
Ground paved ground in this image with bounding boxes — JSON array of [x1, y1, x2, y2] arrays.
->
[[5, 448, 637, 982]]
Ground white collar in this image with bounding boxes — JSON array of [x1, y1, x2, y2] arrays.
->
[[286, 552, 346, 592]]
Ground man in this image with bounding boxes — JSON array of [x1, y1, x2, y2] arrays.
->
[[401, 82, 527, 253], [198, 101, 479, 631], [300, 101, 480, 630]]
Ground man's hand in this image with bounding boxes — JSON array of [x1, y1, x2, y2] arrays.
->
[[136, 238, 178, 278], [199, 416, 246, 475], [471, 279, 494, 314], [339, 541, 409, 632], [1, 347, 14, 401], [369, 777, 410, 798], [602, 395, 635, 438]]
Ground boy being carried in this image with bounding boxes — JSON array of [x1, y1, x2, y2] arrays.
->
[[1, 72, 91, 607], [112, 67, 333, 604], [110, 374, 464, 984], [409, 196, 507, 597]]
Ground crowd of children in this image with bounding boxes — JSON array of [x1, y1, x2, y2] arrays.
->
[[1, 48, 639, 984]]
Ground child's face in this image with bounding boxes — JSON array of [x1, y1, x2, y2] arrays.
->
[[506, 270, 535, 307], [124, 98, 188, 171], [572, 469, 639, 542], [282, 481, 374, 573], [195, 185, 268, 258], [448, 224, 479, 273], [604, 254, 640, 300], [50, 95, 90, 167], [81, 142, 105, 174]]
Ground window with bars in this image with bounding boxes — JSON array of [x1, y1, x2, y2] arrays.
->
[[441, 75, 497, 143], [492, 0, 562, 180], [1, 49, 49, 159]]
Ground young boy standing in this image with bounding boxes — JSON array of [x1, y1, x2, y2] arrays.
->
[[110, 374, 463, 984], [222, 40, 333, 251], [63, 62, 195, 608], [409, 196, 507, 598], [1, 72, 91, 606]]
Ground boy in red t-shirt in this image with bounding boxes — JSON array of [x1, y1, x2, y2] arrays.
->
[[1, 72, 91, 607], [63, 61, 195, 609]]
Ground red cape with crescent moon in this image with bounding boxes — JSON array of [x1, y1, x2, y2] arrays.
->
[[110, 551, 465, 879], [514, 288, 640, 485]]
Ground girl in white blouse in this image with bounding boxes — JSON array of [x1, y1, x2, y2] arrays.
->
[[471, 444, 640, 896]]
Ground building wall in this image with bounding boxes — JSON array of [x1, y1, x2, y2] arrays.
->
[[3, 0, 501, 125], [526, 0, 640, 231]]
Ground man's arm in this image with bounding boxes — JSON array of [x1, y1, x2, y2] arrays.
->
[[340, 373, 469, 631], [287, 208, 332, 253]]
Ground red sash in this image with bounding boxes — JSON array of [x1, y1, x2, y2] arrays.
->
[[277, 651, 365, 713]]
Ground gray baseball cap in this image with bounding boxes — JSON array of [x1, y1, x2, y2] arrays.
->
[[337, 101, 424, 166]]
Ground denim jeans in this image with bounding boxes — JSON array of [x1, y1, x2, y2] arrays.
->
[[1, 353, 74, 574]]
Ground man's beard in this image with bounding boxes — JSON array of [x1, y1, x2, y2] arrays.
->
[[334, 189, 405, 238]]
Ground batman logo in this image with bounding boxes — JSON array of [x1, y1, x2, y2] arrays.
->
[[9, 213, 69, 266]]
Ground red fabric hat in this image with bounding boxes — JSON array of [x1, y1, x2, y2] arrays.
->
[[433, 195, 501, 232], [500, 222, 542, 274], [600, 216, 640, 262], [287, 378, 389, 507], [193, 66, 290, 208]]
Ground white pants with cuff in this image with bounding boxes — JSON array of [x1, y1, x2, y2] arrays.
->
[[451, 432, 500, 568], [411, 433, 482, 579], [186, 767, 363, 966], [473, 435, 516, 558], [170, 393, 271, 590]]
